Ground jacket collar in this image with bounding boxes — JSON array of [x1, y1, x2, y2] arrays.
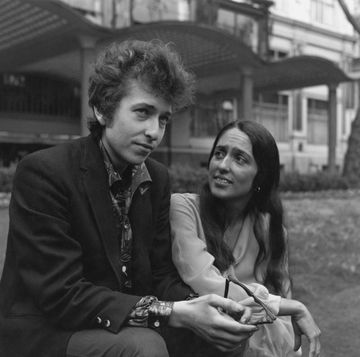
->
[[80, 135, 122, 281]]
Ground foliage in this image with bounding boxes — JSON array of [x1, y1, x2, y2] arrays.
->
[[169, 164, 352, 193], [342, 110, 360, 187], [0, 165, 16, 193], [279, 171, 350, 192], [169, 164, 208, 194], [337, 0, 360, 188], [0, 163, 355, 194]]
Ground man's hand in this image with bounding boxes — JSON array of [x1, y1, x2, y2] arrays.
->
[[169, 294, 258, 352]]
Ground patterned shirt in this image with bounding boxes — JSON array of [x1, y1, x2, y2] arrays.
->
[[99, 140, 173, 328]]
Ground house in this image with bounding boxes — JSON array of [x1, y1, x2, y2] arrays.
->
[[0, 0, 356, 173]]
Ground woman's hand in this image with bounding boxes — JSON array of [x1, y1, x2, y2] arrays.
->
[[278, 298, 321, 357], [291, 303, 321, 357]]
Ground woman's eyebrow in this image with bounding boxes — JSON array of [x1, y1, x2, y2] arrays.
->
[[231, 147, 252, 159]]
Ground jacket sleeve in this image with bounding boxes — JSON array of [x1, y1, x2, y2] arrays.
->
[[147, 164, 193, 301], [9, 153, 140, 333]]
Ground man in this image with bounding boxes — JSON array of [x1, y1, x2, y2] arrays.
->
[[0, 40, 257, 357]]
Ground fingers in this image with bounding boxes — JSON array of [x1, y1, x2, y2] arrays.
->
[[210, 294, 247, 314], [292, 317, 302, 351], [308, 337, 321, 357], [307, 326, 321, 357], [293, 331, 302, 351], [208, 295, 258, 329], [202, 322, 254, 352], [239, 305, 252, 324]]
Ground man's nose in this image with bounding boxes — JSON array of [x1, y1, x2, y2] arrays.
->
[[145, 116, 160, 140]]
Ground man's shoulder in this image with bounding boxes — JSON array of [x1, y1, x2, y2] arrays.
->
[[145, 157, 168, 177], [18, 136, 92, 171]]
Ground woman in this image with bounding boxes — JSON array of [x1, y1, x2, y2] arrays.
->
[[170, 120, 321, 357]]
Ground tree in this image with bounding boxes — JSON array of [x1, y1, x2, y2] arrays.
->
[[337, 0, 360, 186]]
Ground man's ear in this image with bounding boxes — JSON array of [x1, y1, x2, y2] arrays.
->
[[94, 107, 106, 125]]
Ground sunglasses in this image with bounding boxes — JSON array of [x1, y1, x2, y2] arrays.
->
[[224, 277, 277, 325]]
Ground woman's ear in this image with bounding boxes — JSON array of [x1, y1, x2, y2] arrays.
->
[[94, 107, 106, 125]]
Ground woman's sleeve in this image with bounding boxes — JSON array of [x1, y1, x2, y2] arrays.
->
[[170, 194, 278, 307]]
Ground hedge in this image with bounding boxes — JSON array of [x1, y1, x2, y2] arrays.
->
[[0, 165, 16, 193], [169, 164, 353, 193], [0, 163, 355, 194]]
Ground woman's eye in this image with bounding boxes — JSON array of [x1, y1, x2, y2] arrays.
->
[[235, 155, 247, 164], [214, 150, 225, 159]]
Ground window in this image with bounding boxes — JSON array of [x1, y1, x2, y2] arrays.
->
[[307, 98, 328, 144], [217, 9, 257, 49], [310, 0, 335, 26], [0, 73, 80, 117], [268, 49, 289, 62], [253, 92, 289, 142], [190, 97, 236, 137]]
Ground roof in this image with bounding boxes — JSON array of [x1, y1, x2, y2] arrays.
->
[[254, 55, 351, 91], [0, 0, 352, 90]]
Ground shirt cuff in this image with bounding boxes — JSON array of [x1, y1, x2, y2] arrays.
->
[[126, 296, 174, 329]]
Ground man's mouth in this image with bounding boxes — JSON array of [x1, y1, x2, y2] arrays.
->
[[135, 143, 154, 152]]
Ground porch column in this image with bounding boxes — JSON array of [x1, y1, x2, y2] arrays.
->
[[79, 35, 97, 136], [241, 68, 253, 120], [328, 83, 338, 174]]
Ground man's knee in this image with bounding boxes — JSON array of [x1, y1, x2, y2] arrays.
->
[[114, 327, 168, 357], [67, 327, 169, 357]]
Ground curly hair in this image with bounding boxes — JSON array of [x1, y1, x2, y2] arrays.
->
[[200, 120, 289, 296], [87, 39, 196, 136]]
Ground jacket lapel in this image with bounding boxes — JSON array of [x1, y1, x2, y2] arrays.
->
[[80, 136, 121, 283]]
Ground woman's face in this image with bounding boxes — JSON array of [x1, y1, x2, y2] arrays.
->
[[208, 127, 258, 204]]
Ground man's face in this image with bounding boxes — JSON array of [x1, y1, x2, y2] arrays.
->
[[100, 79, 172, 169]]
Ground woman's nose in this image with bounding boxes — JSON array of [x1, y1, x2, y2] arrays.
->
[[218, 156, 230, 171]]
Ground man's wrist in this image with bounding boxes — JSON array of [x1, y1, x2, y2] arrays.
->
[[148, 300, 174, 328], [168, 300, 190, 329]]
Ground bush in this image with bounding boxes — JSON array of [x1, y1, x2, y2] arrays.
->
[[280, 171, 350, 192], [169, 164, 352, 193], [0, 165, 16, 192], [169, 164, 207, 193], [0, 163, 354, 194]]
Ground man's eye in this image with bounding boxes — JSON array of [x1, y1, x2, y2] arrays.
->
[[159, 116, 170, 127], [136, 108, 149, 117]]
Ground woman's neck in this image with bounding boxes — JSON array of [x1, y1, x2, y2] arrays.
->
[[223, 194, 253, 227]]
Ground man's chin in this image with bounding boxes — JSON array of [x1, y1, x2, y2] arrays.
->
[[127, 153, 150, 165]]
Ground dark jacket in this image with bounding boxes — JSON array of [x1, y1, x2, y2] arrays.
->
[[0, 135, 191, 357]]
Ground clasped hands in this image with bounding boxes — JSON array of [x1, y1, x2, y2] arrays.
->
[[169, 294, 258, 352], [170, 293, 320, 356]]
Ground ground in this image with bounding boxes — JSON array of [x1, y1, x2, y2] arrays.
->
[[0, 190, 359, 356]]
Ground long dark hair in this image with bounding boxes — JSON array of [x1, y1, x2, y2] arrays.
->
[[200, 120, 289, 296]]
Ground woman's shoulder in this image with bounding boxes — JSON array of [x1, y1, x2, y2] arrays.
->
[[171, 192, 200, 213], [171, 192, 199, 205]]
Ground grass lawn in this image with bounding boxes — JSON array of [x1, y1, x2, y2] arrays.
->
[[0, 191, 359, 356]]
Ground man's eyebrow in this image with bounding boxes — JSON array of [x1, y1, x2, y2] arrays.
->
[[133, 103, 172, 115]]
